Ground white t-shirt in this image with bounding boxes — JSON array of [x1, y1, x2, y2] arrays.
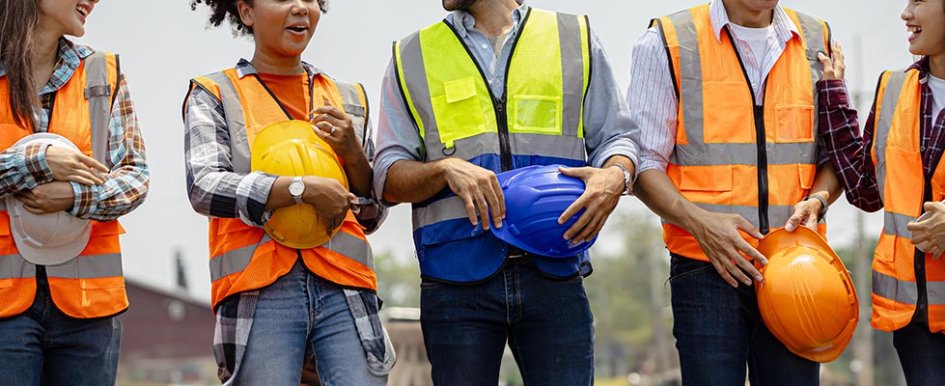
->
[[728, 23, 778, 104], [929, 74, 945, 121]]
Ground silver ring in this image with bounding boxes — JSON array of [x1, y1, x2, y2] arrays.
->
[[329, 125, 338, 135]]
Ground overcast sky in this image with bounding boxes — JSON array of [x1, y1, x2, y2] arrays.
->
[[73, 0, 911, 300]]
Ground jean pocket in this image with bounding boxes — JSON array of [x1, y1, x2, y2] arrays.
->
[[668, 256, 715, 283]]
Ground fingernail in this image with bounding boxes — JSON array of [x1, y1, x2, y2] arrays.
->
[[744, 279, 753, 286], [755, 275, 764, 282]]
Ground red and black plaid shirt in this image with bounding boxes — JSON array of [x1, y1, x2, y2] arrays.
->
[[819, 58, 945, 212]]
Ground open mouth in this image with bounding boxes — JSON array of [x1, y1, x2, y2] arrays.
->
[[76, 3, 91, 22], [908, 25, 923, 42], [286, 25, 308, 34]]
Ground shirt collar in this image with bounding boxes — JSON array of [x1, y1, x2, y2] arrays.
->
[[0, 38, 92, 86], [449, 0, 528, 39], [909, 57, 931, 84], [234, 58, 325, 80], [708, 0, 799, 43]]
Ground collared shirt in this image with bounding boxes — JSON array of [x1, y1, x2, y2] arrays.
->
[[818, 59, 945, 212], [0, 38, 149, 221], [372, 1, 640, 200], [627, 0, 827, 175], [182, 59, 385, 230]]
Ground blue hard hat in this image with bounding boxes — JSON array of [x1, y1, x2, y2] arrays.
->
[[491, 164, 597, 258]]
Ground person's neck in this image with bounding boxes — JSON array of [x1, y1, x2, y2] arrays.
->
[[29, 27, 62, 91], [250, 48, 304, 75], [930, 54, 945, 80], [722, 0, 774, 28], [467, 0, 520, 38]]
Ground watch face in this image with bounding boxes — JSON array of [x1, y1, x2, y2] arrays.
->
[[289, 180, 304, 196]]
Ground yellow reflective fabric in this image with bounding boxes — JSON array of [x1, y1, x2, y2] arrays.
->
[[507, 9, 564, 136]]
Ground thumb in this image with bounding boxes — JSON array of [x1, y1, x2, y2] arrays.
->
[[925, 202, 937, 212], [784, 213, 800, 232], [818, 52, 833, 71], [558, 166, 588, 178]]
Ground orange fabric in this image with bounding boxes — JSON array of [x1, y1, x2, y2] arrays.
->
[[659, 5, 822, 261], [870, 70, 945, 333], [0, 54, 127, 319], [257, 73, 310, 121], [196, 70, 376, 310]]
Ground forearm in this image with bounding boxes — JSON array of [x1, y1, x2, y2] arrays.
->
[[809, 162, 843, 205], [340, 149, 373, 198], [635, 169, 703, 231], [383, 159, 450, 204]]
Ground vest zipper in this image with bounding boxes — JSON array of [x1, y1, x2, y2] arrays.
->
[[727, 26, 770, 234], [442, 8, 532, 172]]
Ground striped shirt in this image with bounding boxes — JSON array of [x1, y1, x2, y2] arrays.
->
[[627, 0, 827, 175], [0, 38, 149, 221], [183, 59, 385, 230]]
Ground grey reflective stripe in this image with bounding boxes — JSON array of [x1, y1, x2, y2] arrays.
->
[[884, 211, 916, 238], [794, 12, 827, 140], [204, 72, 252, 174], [412, 196, 469, 230], [873, 270, 918, 305], [84, 52, 112, 165], [510, 133, 585, 162], [928, 281, 945, 306], [396, 31, 441, 159], [209, 236, 269, 282], [335, 81, 370, 147], [691, 203, 794, 229], [667, 10, 706, 153], [425, 133, 501, 162], [673, 142, 817, 166], [0, 255, 36, 279], [45, 253, 123, 279], [323, 232, 374, 270], [557, 12, 586, 138], [874, 71, 909, 204]]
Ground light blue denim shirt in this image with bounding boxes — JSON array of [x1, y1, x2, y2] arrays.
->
[[373, 2, 639, 200]]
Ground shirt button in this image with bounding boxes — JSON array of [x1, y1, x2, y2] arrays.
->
[[481, 44, 489, 49]]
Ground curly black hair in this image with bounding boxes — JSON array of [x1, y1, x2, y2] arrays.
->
[[190, 0, 328, 35]]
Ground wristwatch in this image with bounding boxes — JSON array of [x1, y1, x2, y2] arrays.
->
[[288, 176, 305, 205], [804, 193, 829, 221], [610, 164, 633, 196]]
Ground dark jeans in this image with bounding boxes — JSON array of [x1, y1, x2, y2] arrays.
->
[[669, 255, 818, 386], [0, 270, 122, 385], [420, 258, 594, 386], [893, 321, 945, 385]]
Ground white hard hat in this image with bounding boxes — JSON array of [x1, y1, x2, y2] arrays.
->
[[5, 133, 91, 265]]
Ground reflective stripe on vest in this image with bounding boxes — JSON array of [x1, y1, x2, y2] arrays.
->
[[395, 8, 591, 232], [654, 5, 828, 260], [871, 68, 945, 332], [191, 69, 376, 308], [0, 51, 126, 319]]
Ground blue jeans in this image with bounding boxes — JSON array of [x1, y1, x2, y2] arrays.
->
[[669, 255, 818, 386], [893, 321, 945, 385], [420, 257, 594, 386], [233, 261, 387, 386], [0, 269, 121, 386]]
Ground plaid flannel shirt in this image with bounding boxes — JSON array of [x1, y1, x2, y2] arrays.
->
[[818, 58, 945, 212], [0, 38, 149, 221], [182, 60, 393, 383]]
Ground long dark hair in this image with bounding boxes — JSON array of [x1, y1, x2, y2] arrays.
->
[[0, 0, 39, 128]]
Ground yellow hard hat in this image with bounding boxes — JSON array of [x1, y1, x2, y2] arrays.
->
[[755, 227, 858, 363], [250, 120, 348, 249]]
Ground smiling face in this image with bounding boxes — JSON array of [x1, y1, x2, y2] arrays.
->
[[903, 0, 945, 57], [37, 0, 97, 38], [238, 0, 322, 59]]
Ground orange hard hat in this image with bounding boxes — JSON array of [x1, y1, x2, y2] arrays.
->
[[755, 227, 858, 363]]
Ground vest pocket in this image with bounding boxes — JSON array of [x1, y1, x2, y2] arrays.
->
[[775, 104, 814, 143], [510, 95, 562, 135], [679, 165, 734, 192], [702, 81, 754, 144], [434, 77, 489, 149]]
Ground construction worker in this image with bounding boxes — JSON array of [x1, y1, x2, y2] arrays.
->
[[816, 1, 945, 383], [184, 0, 391, 384], [375, 0, 638, 384], [627, 0, 842, 384], [0, 0, 150, 384]]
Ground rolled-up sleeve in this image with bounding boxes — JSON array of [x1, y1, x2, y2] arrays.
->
[[584, 33, 639, 169], [183, 85, 277, 226], [0, 142, 55, 200], [626, 27, 678, 176], [372, 60, 425, 205]]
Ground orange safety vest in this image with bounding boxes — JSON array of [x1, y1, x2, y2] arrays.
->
[[190, 67, 376, 310], [0, 51, 127, 319], [652, 5, 830, 261], [870, 69, 945, 333]]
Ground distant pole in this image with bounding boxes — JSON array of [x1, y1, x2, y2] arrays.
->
[[850, 34, 874, 386], [174, 247, 189, 292]]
